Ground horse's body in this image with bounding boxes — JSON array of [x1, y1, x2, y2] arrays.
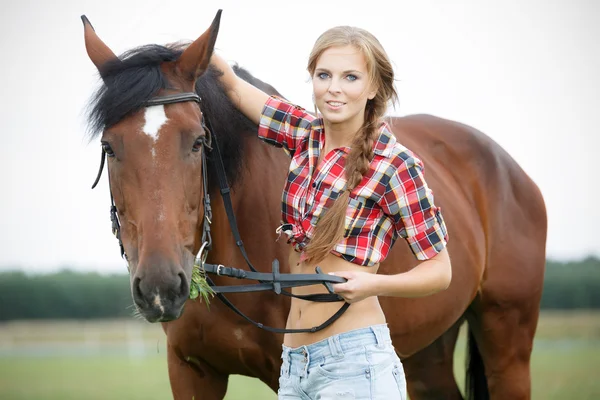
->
[[83, 12, 546, 400], [163, 111, 547, 400]]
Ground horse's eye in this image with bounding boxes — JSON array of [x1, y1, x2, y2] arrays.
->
[[192, 136, 206, 152], [101, 142, 115, 157]]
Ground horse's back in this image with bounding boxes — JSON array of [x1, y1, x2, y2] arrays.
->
[[381, 114, 546, 356], [389, 114, 546, 265]]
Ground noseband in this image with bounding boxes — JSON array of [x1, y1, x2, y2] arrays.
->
[[92, 91, 349, 334]]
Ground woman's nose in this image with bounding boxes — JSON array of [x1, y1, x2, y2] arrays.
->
[[328, 78, 342, 94]]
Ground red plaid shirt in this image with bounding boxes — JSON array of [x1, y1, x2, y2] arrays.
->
[[258, 96, 448, 266]]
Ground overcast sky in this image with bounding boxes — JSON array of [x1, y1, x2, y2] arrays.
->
[[1, 0, 598, 273]]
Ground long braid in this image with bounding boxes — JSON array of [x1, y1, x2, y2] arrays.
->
[[302, 102, 380, 265], [347, 102, 379, 189], [302, 25, 398, 266]]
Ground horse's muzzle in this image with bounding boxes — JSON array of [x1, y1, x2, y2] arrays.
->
[[132, 272, 189, 322]]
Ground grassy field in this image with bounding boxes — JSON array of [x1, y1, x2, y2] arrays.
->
[[0, 311, 599, 399]]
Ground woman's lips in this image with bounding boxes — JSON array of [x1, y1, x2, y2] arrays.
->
[[325, 101, 346, 110]]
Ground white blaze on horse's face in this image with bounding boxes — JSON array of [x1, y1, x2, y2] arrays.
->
[[143, 105, 169, 157]]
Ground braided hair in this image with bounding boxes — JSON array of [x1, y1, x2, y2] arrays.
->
[[302, 26, 398, 265]]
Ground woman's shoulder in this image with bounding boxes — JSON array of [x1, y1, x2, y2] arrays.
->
[[373, 122, 420, 167], [264, 95, 316, 123]]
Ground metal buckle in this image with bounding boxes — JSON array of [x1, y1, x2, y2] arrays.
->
[[216, 264, 224, 276], [110, 206, 119, 237], [197, 241, 209, 267]]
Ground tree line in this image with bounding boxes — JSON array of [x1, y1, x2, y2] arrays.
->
[[0, 257, 598, 321]]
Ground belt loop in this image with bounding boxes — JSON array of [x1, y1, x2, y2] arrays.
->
[[327, 335, 344, 359], [371, 325, 387, 348]]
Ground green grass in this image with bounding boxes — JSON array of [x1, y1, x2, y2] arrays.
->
[[0, 311, 599, 399], [0, 356, 170, 400], [0, 356, 274, 400], [450, 335, 600, 399], [529, 344, 600, 399]]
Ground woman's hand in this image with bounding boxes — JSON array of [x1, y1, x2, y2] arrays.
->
[[329, 271, 382, 303]]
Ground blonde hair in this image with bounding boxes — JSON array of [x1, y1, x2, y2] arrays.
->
[[303, 26, 399, 265]]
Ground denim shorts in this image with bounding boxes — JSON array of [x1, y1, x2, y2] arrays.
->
[[278, 324, 407, 399]]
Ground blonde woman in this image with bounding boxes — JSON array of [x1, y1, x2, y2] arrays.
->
[[211, 26, 451, 400]]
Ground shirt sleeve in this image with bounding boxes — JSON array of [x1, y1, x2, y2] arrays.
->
[[258, 96, 315, 157], [379, 155, 449, 260]]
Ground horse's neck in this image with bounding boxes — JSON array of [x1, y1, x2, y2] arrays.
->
[[207, 135, 289, 272]]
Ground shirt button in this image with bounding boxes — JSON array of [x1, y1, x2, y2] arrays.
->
[[312, 182, 316, 188]]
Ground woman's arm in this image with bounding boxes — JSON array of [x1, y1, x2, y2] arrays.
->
[[210, 53, 269, 125], [375, 247, 452, 297], [331, 248, 452, 303], [212, 53, 314, 155]]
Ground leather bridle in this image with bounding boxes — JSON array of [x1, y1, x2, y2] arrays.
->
[[92, 91, 350, 334]]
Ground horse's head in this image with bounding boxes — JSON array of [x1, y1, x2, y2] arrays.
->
[[82, 11, 222, 322]]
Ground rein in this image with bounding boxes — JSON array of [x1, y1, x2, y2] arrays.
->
[[92, 91, 349, 334]]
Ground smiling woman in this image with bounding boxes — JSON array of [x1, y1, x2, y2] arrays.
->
[[210, 24, 449, 400], [311, 46, 377, 129]]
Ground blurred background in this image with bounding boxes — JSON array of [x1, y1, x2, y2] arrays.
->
[[1, 0, 598, 399]]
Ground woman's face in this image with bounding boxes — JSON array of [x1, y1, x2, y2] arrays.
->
[[312, 45, 376, 129]]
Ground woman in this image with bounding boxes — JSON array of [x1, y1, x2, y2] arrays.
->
[[211, 25, 451, 400]]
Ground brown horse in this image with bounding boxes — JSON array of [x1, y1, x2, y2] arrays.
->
[[82, 11, 547, 400]]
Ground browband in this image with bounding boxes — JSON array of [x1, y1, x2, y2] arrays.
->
[[144, 93, 201, 107]]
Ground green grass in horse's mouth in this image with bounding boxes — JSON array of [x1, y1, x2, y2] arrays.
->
[[190, 261, 215, 307]]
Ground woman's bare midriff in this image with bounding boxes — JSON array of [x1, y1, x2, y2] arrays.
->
[[283, 248, 387, 348]]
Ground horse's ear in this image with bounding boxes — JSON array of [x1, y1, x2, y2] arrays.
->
[[81, 15, 119, 75], [176, 10, 222, 81]]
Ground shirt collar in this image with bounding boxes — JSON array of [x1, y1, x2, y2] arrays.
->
[[311, 117, 324, 132], [372, 121, 396, 158], [311, 119, 396, 157]]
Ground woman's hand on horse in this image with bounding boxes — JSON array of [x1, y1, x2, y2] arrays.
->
[[329, 270, 382, 303]]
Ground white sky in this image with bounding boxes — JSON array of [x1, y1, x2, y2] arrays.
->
[[1, 0, 598, 273]]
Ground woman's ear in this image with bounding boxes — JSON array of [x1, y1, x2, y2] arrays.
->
[[367, 84, 378, 100]]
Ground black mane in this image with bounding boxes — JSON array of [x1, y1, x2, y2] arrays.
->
[[85, 44, 281, 190]]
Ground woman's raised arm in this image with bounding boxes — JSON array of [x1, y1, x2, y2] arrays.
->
[[210, 53, 270, 125]]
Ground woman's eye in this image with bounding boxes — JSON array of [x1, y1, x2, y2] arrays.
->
[[101, 142, 115, 157], [192, 136, 205, 152], [346, 74, 358, 82], [317, 72, 329, 80]]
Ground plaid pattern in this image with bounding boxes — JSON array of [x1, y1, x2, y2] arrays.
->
[[258, 96, 448, 266]]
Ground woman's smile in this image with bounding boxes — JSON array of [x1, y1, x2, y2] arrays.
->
[[325, 100, 346, 110]]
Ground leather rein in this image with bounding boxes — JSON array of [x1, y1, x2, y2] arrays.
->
[[91, 92, 349, 334]]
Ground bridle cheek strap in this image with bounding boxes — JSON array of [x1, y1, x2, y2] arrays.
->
[[92, 148, 126, 260], [90, 93, 202, 259]]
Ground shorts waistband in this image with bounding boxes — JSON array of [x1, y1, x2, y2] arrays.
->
[[282, 324, 391, 364]]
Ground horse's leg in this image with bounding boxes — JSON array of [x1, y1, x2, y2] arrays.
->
[[465, 251, 545, 400], [167, 341, 229, 400], [402, 318, 465, 400]]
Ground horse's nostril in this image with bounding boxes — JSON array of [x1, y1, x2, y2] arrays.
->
[[178, 272, 187, 296], [133, 276, 144, 302]]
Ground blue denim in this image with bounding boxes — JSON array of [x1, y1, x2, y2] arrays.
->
[[278, 324, 407, 399]]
